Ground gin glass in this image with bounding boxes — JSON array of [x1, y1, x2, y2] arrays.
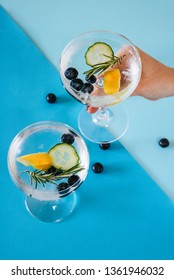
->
[[8, 121, 89, 223], [60, 30, 141, 143]]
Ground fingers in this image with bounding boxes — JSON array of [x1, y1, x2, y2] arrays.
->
[[86, 106, 98, 114]]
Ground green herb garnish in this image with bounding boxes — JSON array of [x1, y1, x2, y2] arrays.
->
[[84, 54, 126, 77], [22, 163, 84, 189]]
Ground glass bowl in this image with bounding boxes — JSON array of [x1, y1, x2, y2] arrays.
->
[[8, 121, 89, 222], [60, 30, 141, 143]]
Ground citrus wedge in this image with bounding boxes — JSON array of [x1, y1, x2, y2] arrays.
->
[[17, 152, 52, 171], [104, 69, 121, 94]]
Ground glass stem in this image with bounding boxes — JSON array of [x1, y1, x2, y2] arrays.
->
[[98, 107, 110, 119], [92, 107, 113, 127]]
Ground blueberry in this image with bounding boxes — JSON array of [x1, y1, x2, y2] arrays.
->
[[61, 133, 75, 144], [99, 143, 110, 150], [58, 182, 69, 191], [44, 166, 63, 175], [70, 78, 84, 91], [92, 162, 103, 174], [68, 175, 80, 186], [81, 83, 94, 94], [44, 166, 57, 174], [64, 67, 78, 80], [159, 138, 170, 148], [46, 93, 57, 103], [85, 75, 97, 84], [55, 170, 63, 175]]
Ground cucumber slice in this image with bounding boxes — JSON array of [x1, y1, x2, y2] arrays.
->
[[85, 42, 114, 66], [48, 143, 80, 171]]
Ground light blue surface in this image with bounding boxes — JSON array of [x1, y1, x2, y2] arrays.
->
[[1, 4, 174, 260], [1, 0, 174, 66]]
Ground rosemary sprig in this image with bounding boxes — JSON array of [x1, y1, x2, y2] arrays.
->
[[84, 54, 126, 77], [22, 163, 84, 189]]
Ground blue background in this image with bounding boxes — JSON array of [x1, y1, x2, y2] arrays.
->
[[1, 2, 174, 260]]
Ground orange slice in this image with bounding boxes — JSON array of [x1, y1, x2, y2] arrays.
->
[[104, 69, 121, 94], [17, 152, 52, 171]]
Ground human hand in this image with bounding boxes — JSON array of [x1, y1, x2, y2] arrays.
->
[[132, 48, 174, 100]]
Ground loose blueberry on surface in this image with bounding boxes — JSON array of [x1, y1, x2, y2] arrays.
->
[[46, 93, 57, 103], [159, 138, 170, 148], [64, 67, 78, 80], [61, 133, 75, 144], [70, 78, 84, 91], [85, 75, 97, 84], [81, 83, 94, 94], [99, 143, 110, 150], [68, 175, 80, 186], [92, 162, 103, 174], [58, 182, 69, 191]]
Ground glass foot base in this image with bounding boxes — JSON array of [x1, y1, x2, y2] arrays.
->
[[78, 103, 129, 143], [25, 192, 77, 223]]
